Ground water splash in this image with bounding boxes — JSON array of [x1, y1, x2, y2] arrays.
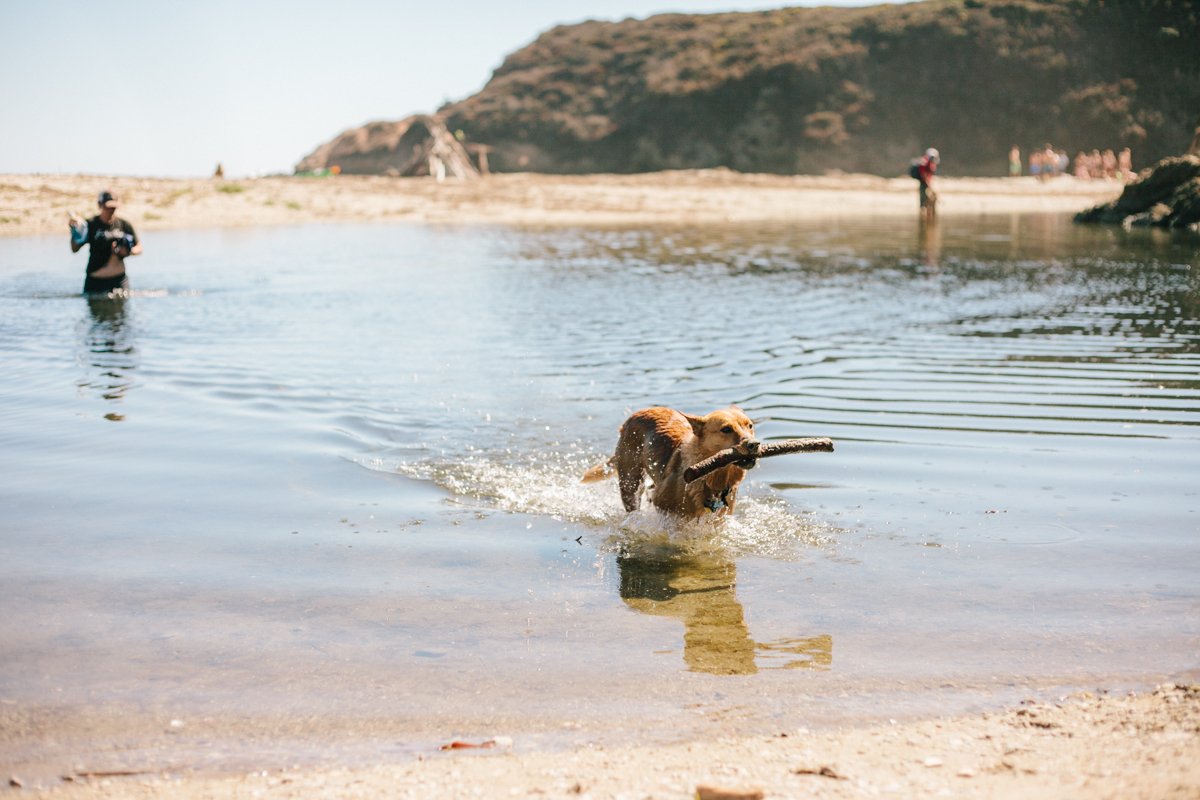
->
[[385, 452, 836, 559]]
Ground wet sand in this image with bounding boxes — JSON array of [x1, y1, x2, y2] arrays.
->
[[0, 170, 1122, 236], [7, 683, 1197, 799]]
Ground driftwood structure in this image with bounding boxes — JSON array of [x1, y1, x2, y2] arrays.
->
[[295, 115, 488, 179], [399, 117, 480, 181], [683, 437, 834, 484], [466, 144, 494, 175]]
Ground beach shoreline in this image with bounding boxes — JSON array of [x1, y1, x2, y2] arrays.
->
[[4, 683, 1196, 799], [0, 171, 1123, 239]]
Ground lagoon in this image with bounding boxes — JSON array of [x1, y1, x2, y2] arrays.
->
[[1, 215, 1197, 778]]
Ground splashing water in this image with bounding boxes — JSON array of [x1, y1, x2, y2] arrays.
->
[[385, 452, 836, 559]]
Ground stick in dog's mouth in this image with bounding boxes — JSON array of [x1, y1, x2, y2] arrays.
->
[[683, 437, 834, 484]]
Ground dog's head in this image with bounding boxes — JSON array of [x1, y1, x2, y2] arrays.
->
[[687, 406, 759, 457]]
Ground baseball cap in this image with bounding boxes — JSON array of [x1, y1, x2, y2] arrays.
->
[[97, 190, 119, 207]]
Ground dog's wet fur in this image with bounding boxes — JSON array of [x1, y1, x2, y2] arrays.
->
[[581, 406, 759, 518]]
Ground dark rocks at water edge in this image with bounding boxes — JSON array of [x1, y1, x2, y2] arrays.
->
[[1075, 153, 1200, 231], [297, 0, 1200, 177]]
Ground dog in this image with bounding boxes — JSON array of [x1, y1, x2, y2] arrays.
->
[[581, 406, 759, 518]]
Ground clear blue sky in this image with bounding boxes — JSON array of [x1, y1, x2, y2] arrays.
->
[[0, 0, 900, 177]]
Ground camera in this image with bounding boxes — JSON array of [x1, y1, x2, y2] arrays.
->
[[101, 229, 135, 257]]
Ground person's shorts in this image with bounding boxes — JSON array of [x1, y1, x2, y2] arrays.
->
[[83, 273, 130, 295]]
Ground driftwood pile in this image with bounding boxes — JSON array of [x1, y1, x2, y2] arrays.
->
[[1075, 127, 1200, 231], [398, 117, 480, 180]]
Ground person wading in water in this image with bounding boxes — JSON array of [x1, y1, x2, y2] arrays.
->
[[917, 148, 939, 219], [70, 190, 142, 295]]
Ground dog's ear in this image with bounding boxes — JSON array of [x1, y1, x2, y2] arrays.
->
[[729, 405, 743, 412], [683, 413, 707, 438]]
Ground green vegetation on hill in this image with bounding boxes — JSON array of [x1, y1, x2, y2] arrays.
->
[[435, 0, 1198, 176]]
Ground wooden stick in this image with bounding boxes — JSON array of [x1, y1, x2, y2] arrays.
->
[[684, 438, 834, 484]]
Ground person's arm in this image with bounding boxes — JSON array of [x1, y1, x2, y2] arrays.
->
[[125, 222, 142, 256], [70, 215, 86, 252]]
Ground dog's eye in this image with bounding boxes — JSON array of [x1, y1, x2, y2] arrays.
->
[[721, 425, 734, 433]]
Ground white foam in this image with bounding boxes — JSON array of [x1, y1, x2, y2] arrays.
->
[[386, 454, 835, 559]]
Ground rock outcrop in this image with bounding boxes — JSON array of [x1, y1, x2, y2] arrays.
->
[[299, 0, 1200, 177], [1076, 129, 1200, 230]]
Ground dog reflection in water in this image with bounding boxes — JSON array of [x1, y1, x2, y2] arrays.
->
[[617, 541, 831, 675]]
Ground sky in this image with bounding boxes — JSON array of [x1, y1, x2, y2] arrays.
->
[[0, 0, 900, 178]]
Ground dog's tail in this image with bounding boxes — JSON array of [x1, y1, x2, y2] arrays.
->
[[581, 457, 616, 483]]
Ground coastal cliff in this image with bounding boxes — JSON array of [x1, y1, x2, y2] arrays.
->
[[299, 0, 1199, 177]]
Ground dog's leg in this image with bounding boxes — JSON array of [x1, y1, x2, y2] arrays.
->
[[618, 467, 645, 512]]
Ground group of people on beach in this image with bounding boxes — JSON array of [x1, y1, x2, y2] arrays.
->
[[1072, 147, 1134, 181], [1009, 144, 1134, 181]]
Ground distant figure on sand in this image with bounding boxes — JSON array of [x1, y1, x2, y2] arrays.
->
[[1118, 148, 1133, 179], [1029, 150, 1043, 180], [917, 148, 938, 218], [214, 163, 224, 178], [1042, 144, 1058, 178], [1074, 152, 1090, 179], [1009, 146, 1021, 177], [1101, 149, 1118, 180], [70, 190, 141, 295]]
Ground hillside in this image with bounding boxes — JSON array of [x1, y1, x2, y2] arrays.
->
[[300, 0, 1200, 177]]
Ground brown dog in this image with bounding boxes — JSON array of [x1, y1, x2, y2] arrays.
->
[[581, 406, 759, 518]]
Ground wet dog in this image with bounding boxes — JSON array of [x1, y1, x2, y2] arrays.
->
[[581, 406, 759, 518]]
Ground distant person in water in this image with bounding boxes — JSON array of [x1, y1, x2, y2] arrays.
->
[[70, 190, 141, 295], [1029, 150, 1043, 180], [1009, 145, 1021, 177], [917, 148, 938, 218]]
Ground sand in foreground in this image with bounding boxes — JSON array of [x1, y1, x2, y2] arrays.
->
[[0, 171, 1122, 237], [7, 684, 1197, 800]]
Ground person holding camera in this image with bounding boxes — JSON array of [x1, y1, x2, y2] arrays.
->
[[70, 190, 142, 295]]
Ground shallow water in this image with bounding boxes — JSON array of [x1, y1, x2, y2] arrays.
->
[[1, 215, 1198, 776]]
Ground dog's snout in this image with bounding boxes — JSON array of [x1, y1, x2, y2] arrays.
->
[[737, 438, 761, 456]]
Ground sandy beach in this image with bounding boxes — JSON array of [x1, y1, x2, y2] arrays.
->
[[6, 683, 1197, 799], [0, 171, 1123, 238]]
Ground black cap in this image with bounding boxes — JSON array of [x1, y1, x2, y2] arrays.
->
[[98, 190, 119, 207]]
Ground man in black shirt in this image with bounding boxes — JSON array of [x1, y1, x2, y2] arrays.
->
[[71, 190, 142, 294]]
